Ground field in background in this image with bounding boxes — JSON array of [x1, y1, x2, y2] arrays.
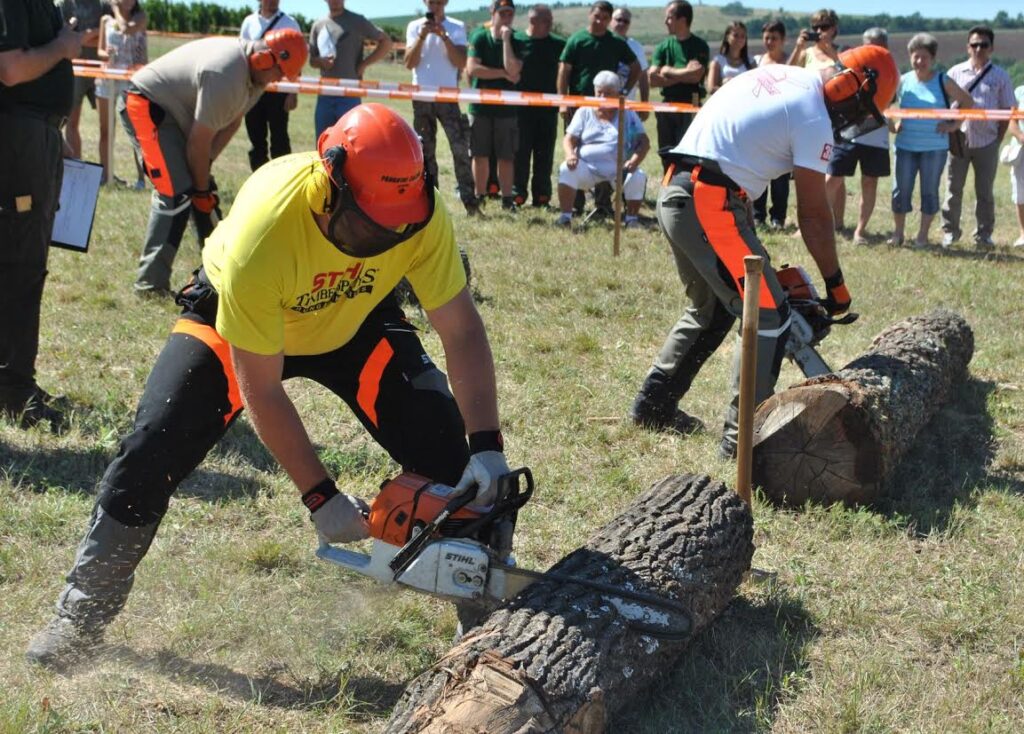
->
[[2, 50, 1023, 733]]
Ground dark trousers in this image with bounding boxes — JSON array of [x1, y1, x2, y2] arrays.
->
[[0, 112, 63, 404], [513, 107, 559, 206], [244, 92, 291, 172], [98, 276, 471, 529], [753, 174, 791, 225], [655, 111, 696, 173]]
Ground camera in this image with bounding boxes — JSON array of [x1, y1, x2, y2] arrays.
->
[[805, 30, 820, 42], [425, 11, 435, 21]]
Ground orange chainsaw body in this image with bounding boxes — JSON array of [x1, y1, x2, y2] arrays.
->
[[368, 472, 486, 546], [775, 265, 820, 301]]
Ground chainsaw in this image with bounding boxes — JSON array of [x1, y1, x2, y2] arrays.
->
[[316, 468, 693, 638], [777, 265, 858, 377]]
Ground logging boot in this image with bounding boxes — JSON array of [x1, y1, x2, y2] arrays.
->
[[26, 505, 157, 673], [630, 367, 705, 435]]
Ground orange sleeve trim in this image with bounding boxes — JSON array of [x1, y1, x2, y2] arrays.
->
[[691, 175, 778, 310], [357, 338, 394, 428], [171, 319, 244, 425], [125, 93, 176, 198]]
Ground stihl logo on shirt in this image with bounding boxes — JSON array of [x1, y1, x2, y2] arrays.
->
[[820, 143, 833, 162], [291, 263, 379, 313]]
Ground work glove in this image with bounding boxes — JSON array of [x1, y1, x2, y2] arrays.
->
[[454, 431, 509, 506], [301, 479, 370, 544], [191, 189, 220, 215], [822, 268, 852, 316]]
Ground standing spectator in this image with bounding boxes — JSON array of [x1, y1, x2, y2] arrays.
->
[[611, 7, 648, 114], [707, 21, 753, 95], [466, 0, 523, 212], [941, 25, 1016, 249], [405, 0, 477, 215], [56, 0, 107, 161], [513, 4, 565, 208], [1011, 85, 1024, 247], [121, 31, 307, 295], [309, 0, 392, 138], [825, 27, 890, 243], [788, 8, 840, 70], [752, 19, 789, 228], [888, 34, 972, 248], [239, 0, 301, 172], [649, 0, 709, 171], [0, 0, 82, 429], [96, 0, 146, 188]]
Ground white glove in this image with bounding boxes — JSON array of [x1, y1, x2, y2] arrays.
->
[[454, 451, 510, 506], [311, 492, 370, 544]]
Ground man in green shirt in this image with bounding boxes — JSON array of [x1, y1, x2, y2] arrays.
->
[[513, 3, 564, 207], [466, 0, 523, 211], [650, 0, 708, 170]]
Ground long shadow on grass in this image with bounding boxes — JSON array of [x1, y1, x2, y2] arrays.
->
[[877, 377, 1024, 534], [611, 586, 818, 733], [106, 645, 405, 717]]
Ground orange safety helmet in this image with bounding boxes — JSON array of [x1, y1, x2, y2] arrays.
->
[[823, 44, 899, 141], [317, 103, 429, 228], [251, 28, 308, 80]]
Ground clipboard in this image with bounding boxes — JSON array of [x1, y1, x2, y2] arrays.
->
[[51, 158, 104, 252]]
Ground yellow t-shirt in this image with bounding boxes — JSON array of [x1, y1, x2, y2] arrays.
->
[[202, 152, 466, 356]]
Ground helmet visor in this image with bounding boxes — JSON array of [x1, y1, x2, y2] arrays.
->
[[326, 175, 435, 259]]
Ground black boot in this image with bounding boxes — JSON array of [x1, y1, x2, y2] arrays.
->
[[630, 368, 704, 435]]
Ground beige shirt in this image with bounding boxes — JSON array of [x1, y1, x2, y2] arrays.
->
[[132, 37, 264, 135]]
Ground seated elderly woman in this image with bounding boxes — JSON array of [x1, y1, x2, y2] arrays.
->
[[556, 70, 651, 227]]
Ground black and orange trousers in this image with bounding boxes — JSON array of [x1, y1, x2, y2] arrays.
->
[[639, 164, 791, 449]]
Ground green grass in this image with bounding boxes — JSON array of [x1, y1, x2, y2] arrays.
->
[[2, 55, 1024, 732]]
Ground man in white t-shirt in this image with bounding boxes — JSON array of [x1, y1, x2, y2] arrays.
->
[[611, 7, 649, 115], [239, 0, 302, 171], [824, 27, 890, 243], [405, 0, 477, 215], [630, 45, 898, 458]]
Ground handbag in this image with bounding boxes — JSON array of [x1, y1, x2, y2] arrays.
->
[[940, 66, 992, 158], [1000, 137, 1023, 166]]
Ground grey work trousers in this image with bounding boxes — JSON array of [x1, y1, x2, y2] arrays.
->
[[648, 172, 790, 446], [0, 112, 63, 404], [941, 139, 1001, 242]]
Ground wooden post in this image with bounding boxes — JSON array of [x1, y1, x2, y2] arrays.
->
[[106, 88, 116, 182], [612, 94, 625, 257], [735, 255, 763, 506]]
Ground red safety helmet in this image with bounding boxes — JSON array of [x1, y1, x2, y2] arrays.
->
[[252, 28, 308, 80], [318, 104, 429, 228], [823, 44, 899, 141]]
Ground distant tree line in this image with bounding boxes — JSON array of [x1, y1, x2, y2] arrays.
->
[[140, 1, 313, 34], [748, 9, 1024, 34]]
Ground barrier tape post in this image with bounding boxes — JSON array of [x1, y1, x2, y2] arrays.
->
[[613, 94, 625, 257]]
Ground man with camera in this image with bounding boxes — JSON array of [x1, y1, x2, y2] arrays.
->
[[405, 0, 478, 215]]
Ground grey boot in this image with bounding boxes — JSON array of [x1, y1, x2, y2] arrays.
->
[[26, 505, 157, 672]]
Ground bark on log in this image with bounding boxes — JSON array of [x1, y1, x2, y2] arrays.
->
[[384, 473, 754, 734], [752, 309, 973, 505]]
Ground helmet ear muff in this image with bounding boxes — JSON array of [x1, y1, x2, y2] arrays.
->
[[306, 146, 347, 215], [823, 67, 861, 105]]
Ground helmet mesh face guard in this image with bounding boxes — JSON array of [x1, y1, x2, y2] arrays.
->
[[827, 66, 884, 142]]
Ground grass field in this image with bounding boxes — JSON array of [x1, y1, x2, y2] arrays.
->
[[2, 53, 1024, 733]]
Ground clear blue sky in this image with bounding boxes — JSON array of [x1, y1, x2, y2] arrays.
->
[[253, 0, 1021, 23]]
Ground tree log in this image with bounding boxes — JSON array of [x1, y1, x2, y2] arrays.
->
[[752, 309, 973, 505], [384, 473, 754, 734]]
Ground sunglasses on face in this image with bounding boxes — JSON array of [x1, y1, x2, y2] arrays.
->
[[812, 24, 833, 31], [969, 42, 991, 49]]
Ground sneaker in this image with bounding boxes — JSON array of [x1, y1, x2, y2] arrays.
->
[[554, 213, 572, 227], [501, 196, 518, 213], [631, 407, 705, 436], [26, 616, 104, 673], [770, 219, 785, 230], [624, 216, 641, 229], [941, 231, 959, 248], [1, 386, 68, 433], [974, 235, 995, 250], [463, 196, 482, 217]]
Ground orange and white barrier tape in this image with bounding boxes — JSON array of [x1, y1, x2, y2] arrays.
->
[[72, 62, 1024, 120]]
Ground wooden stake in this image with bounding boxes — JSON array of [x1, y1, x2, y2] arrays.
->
[[612, 94, 625, 257], [736, 255, 763, 507]]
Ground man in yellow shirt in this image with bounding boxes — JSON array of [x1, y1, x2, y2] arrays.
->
[[27, 104, 509, 671]]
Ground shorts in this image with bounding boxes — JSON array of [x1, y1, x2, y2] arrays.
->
[[72, 75, 96, 110], [827, 141, 890, 178], [1012, 160, 1024, 206], [96, 78, 128, 101], [469, 114, 517, 159]]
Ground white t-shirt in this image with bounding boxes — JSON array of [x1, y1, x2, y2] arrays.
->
[[239, 11, 302, 42], [672, 65, 834, 197], [616, 36, 648, 101], [568, 106, 646, 179], [405, 16, 468, 87], [713, 53, 752, 84]]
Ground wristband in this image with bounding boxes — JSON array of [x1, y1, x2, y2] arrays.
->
[[468, 430, 504, 454], [301, 478, 339, 513]]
